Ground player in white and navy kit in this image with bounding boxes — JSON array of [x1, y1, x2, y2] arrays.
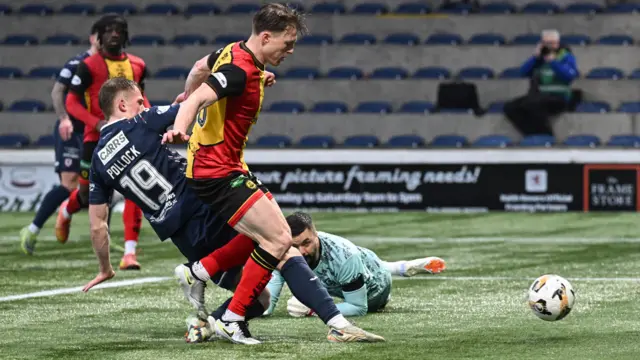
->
[[20, 22, 101, 255], [265, 212, 447, 317]]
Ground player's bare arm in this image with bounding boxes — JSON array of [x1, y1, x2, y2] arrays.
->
[[184, 54, 212, 98], [83, 203, 115, 292], [52, 82, 73, 140], [162, 83, 218, 144]]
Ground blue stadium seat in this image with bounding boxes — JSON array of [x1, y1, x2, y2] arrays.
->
[[413, 67, 451, 79], [343, 135, 380, 148], [438, 108, 473, 114], [468, 33, 506, 45], [487, 102, 505, 113], [398, 101, 435, 114], [267, 101, 305, 113], [472, 135, 513, 147], [394, 2, 431, 14], [283, 67, 320, 79], [425, 33, 464, 45], [629, 69, 640, 79], [499, 67, 523, 79], [8, 100, 47, 112], [255, 135, 292, 148], [0, 101, 4, 111], [597, 34, 634, 45], [297, 34, 333, 45], [102, 3, 138, 15], [586, 67, 624, 80], [149, 99, 171, 106], [384, 33, 421, 46], [0, 67, 23, 78], [606, 3, 640, 13], [606, 135, 640, 147], [563, 134, 600, 147], [172, 34, 208, 46], [387, 135, 425, 148], [575, 101, 611, 113], [0, 4, 12, 14], [27, 67, 59, 79], [339, 33, 377, 45], [369, 67, 409, 79], [430, 134, 468, 147], [35, 134, 56, 147], [213, 34, 245, 44], [521, 1, 559, 13], [154, 66, 190, 79], [354, 101, 393, 114], [561, 34, 591, 46], [479, 1, 516, 13], [283, 2, 305, 12], [438, 3, 474, 14], [326, 67, 364, 79], [185, 3, 221, 15], [44, 34, 81, 45], [130, 34, 165, 46], [311, 101, 349, 113], [519, 135, 555, 147], [3, 34, 38, 45], [298, 135, 336, 148], [19, 4, 53, 15], [145, 3, 180, 15], [226, 3, 261, 14], [564, 2, 602, 14], [60, 3, 96, 15], [352, 3, 388, 14], [458, 67, 494, 79], [310, 2, 346, 14], [0, 134, 30, 148], [617, 102, 640, 113], [512, 33, 541, 45]]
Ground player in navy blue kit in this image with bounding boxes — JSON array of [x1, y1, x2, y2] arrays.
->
[[20, 21, 101, 255], [83, 78, 384, 344]]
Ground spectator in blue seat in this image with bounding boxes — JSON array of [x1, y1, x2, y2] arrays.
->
[[504, 29, 578, 136]]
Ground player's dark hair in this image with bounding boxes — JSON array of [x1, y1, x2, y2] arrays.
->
[[252, 3, 308, 36], [98, 77, 140, 119], [286, 211, 314, 237], [93, 13, 130, 47]]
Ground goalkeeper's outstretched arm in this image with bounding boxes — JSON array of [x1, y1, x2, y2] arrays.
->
[[264, 270, 286, 316]]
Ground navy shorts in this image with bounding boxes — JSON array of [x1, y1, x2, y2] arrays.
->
[[53, 120, 83, 174], [170, 205, 244, 291]]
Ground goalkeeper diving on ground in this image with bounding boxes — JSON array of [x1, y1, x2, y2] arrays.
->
[[264, 212, 447, 317]]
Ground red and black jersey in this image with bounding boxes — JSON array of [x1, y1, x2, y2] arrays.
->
[[186, 42, 265, 179], [66, 52, 149, 143]]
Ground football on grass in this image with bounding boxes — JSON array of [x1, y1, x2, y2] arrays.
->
[[528, 274, 575, 321]]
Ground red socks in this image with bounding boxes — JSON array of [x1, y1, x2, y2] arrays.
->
[[227, 247, 280, 317], [123, 199, 142, 241], [66, 189, 82, 215]]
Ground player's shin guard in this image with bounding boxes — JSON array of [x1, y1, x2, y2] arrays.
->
[[280, 256, 341, 324], [225, 247, 279, 320], [32, 185, 70, 228]]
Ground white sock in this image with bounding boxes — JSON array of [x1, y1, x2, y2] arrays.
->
[[326, 314, 351, 329], [381, 260, 407, 276], [222, 309, 245, 322], [28, 223, 40, 235], [124, 240, 137, 255], [190, 261, 211, 281], [61, 206, 71, 220]]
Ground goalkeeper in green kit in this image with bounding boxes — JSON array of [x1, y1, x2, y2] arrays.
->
[[264, 212, 446, 317]]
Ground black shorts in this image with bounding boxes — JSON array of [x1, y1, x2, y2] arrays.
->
[[170, 205, 245, 291], [80, 141, 98, 181], [187, 171, 271, 227], [53, 120, 83, 174]]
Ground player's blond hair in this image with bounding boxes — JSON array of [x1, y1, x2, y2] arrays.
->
[[98, 77, 141, 119]]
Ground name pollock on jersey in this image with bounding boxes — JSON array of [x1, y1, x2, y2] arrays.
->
[[98, 132, 142, 179], [105, 146, 141, 179]]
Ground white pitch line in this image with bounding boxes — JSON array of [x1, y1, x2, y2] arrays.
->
[[352, 236, 640, 244], [0, 276, 172, 302], [394, 275, 640, 282]]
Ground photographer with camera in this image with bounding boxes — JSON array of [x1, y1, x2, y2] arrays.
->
[[504, 29, 579, 136]]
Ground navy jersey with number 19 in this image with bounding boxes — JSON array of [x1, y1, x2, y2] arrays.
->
[[88, 104, 204, 240]]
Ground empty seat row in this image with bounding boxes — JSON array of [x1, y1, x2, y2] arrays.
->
[[2, 132, 637, 148], [2, 2, 640, 16], [4, 32, 635, 46], [252, 133, 639, 148], [6, 65, 634, 80]]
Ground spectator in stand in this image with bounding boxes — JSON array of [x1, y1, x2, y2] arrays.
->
[[503, 29, 579, 136]]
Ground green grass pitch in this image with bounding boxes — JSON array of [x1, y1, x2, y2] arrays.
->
[[1, 212, 640, 359]]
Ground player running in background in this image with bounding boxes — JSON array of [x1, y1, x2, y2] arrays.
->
[[160, 3, 341, 344], [265, 212, 447, 317], [20, 22, 101, 255], [84, 78, 384, 345], [57, 14, 147, 270]]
